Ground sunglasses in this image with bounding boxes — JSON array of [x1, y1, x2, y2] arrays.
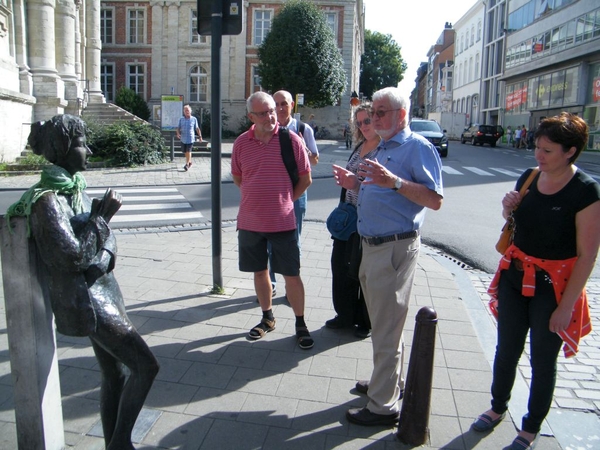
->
[[355, 117, 371, 128], [372, 108, 403, 118]]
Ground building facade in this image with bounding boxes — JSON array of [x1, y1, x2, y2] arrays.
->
[[452, 0, 485, 126], [425, 23, 455, 117], [99, 0, 365, 134], [1, 0, 104, 162], [502, 0, 600, 149]]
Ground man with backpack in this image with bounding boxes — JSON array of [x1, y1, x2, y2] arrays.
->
[[270, 90, 319, 293], [231, 92, 314, 349]]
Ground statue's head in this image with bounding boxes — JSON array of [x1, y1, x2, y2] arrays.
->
[[28, 115, 91, 175]]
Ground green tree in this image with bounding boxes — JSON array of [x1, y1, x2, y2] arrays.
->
[[115, 87, 151, 121], [360, 30, 407, 99], [257, 0, 346, 107]]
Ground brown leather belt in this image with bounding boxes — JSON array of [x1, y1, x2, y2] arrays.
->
[[513, 259, 542, 272]]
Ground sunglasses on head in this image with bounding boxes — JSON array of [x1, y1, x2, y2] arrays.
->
[[355, 117, 371, 128]]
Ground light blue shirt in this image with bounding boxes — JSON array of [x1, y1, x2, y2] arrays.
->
[[285, 118, 319, 156], [357, 127, 443, 237]]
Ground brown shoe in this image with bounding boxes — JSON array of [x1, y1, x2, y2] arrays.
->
[[346, 407, 399, 426]]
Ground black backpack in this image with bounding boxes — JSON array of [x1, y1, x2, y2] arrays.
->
[[278, 121, 305, 187]]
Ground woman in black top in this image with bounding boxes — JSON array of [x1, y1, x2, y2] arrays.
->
[[472, 113, 600, 449]]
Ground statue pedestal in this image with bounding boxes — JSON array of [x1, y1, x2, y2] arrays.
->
[[0, 217, 65, 450]]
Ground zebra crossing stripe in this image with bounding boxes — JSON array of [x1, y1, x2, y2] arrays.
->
[[442, 166, 463, 175], [490, 168, 521, 176], [463, 166, 494, 176]]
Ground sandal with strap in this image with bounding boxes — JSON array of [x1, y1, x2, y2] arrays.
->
[[296, 326, 314, 350], [248, 318, 276, 340]]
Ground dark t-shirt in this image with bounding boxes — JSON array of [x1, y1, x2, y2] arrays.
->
[[513, 168, 600, 260]]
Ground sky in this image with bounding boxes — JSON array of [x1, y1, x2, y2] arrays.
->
[[364, 0, 479, 104]]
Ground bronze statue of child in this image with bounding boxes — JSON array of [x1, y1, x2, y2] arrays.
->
[[6, 114, 159, 450]]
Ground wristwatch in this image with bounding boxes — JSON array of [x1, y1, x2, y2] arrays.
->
[[392, 177, 403, 191]]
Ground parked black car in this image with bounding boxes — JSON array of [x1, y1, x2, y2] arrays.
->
[[410, 119, 448, 157], [461, 124, 503, 147]]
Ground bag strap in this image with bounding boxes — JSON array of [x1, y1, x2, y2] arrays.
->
[[278, 127, 299, 186], [512, 167, 539, 213], [339, 141, 365, 202]]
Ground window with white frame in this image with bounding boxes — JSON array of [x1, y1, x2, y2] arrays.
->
[[127, 8, 145, 44], [461, 34, 464, 52], [100, 8, 114, 44], [189, 65, 208, 102], [253, 9, 272, 46], [477, 20, 482, 41], [469, 57, 473, 83], [475, 53, 480, 78], [325, 12, 337, 39], [127, 63, 145, 97], [101, 63, 115, 102], [471, 26, 475, 46], [252, 65, 262, 92], [191, 10, 208, 44]]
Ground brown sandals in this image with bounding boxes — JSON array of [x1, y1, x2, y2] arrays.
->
[[248, 318, 276, 339]]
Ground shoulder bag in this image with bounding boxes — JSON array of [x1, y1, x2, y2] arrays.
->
[[495, 168, 539, 254]]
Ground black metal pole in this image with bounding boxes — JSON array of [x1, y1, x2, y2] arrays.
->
[[210, 0, 223, 290], [397, 306, 438, 446]]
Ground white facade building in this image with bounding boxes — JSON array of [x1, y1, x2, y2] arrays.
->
[[452, 0, 485, 125], [1, 0, 103, 162]]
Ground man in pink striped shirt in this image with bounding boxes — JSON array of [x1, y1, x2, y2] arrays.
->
[[231, 92, 314, 349]]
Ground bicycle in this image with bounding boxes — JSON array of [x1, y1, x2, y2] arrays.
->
[[315, 126, 330, 139]]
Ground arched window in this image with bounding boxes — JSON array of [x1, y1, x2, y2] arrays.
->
[[189, 65, 208, 102], [471, 26, 475, 46], [477, 21, 482, 41]]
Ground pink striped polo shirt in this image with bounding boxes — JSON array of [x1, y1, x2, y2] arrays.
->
[[231, 124, 310, 233]]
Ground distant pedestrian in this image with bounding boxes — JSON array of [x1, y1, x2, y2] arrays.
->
[[231, 92, 314, 350], [343, 119, 352, 149], [472, 113, 600, 450], [514, 126, 522, 148], [506, 125, 513, 146], [520, 125, 527, 149], [176, 105, 202, 171], [308, 114, 319, 134]]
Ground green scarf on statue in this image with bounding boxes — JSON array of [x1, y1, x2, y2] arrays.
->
[[5, 165, 87, 236]]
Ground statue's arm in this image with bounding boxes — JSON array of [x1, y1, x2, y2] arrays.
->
[[30, 193, 110, 274]]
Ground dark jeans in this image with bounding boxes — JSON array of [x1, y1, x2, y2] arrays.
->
[[491, 262, 563, 434], [330, 235, 370, 329]]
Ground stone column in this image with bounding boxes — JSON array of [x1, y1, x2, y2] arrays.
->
[[55, 0, 82, 114], [84, 0, 104, 104], [0, 217, 65, 450], [150, 0, 165, 104], [166, 0, 181, 95], [27, 0, 68, 120], [12, 0, 33, 96]]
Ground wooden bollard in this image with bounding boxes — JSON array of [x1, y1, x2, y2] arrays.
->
[[397, 306, 438, 446]]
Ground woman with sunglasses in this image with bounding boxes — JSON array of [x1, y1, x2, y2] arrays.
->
[[327, 103, 379, 338]]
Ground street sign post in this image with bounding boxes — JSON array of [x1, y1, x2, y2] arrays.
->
[[196, 0, 244, 292]]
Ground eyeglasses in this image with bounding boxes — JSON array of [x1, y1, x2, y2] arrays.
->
[[372, 108, 403, 118], [355, 117, 371, 128], [250, 109, 276, 118]]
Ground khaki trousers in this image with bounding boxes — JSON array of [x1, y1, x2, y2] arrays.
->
[[359, 235, 420, 414]]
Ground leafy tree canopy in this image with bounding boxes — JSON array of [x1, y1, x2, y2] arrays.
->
[[360, 30, 407, 99], [257, 0, 346, 107]]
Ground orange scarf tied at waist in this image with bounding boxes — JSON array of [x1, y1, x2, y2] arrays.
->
[[488, 244, 591, 358]]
